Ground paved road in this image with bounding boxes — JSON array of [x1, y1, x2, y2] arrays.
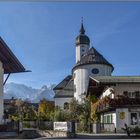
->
[[3, 133, 140, 140], [32, 134, 140, 140], [34, 138, 140, 140], [35, 139, 140, 140]]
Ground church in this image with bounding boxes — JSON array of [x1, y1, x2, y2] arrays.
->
[[53, 22, 140, 132]]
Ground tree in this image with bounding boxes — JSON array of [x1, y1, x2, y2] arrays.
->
[[9, 99, 37, 121], [69, 98, 83, 121], [23, 104, 37, 121], [38, 98, 54, 120]]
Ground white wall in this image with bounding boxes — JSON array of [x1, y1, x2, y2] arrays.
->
[[54, 97, 72, 109], [100, 87, 114, 99], [73, 64, 112, 102], [76, 44, 89, 63], [74, 68, 89, 102], [0, 61, 4, 124], [116, 108, 129, 132]]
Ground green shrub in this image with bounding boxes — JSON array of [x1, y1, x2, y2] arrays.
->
[[23, 122, 31, 128], [131, 126, 140, 136]]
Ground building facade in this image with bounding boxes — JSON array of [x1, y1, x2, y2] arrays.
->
[[54, 22, 114, 107], [0, 37, 27, 124], [88, 76, 140, 132], [53, 23, 140, 131]]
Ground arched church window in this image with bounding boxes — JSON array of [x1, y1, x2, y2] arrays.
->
[[64, 102, 69, 110]]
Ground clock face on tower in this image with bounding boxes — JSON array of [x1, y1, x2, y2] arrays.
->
[[92, 68, 99, 74]]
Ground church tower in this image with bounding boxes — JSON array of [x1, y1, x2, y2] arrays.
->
[[75, 22, 90, 63], [73, 22, 114, 102]]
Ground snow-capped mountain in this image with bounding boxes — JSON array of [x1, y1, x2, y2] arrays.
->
[[4, 82, 55, 102], [33, 85, 55, 103]]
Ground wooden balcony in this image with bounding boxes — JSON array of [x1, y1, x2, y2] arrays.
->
[[93, 96, 140, 113]]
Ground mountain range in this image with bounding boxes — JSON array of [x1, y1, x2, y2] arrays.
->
[[4, 82, 55, 103]]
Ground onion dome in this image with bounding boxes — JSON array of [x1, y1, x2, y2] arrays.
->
[[75, 23, 90, 46]]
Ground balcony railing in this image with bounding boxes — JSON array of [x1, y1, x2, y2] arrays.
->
[[92, 96, 140, 113]]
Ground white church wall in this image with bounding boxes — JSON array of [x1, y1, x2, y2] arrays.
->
[[74, 68, 89, 102], [73, 64, 112, 102], [55, 97, 72, 109], [87, 64, 112, 76], [76, 44, 89, 63], [0, 61, 4, 124]]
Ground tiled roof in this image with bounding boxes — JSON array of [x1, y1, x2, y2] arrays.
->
[[90, 76, 140, 83], [73, 47, 114, 71], [53, 75, 73, 90], [0, 37, 28, 74], [53, 75, 74, 98]]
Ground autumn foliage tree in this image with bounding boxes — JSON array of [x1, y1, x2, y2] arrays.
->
[[38, 98, 54, 120]]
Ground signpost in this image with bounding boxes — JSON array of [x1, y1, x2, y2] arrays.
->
[[54, 121, 75, 138], [54, 122, 72, 132]]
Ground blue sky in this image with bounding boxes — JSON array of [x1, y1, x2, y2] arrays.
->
[[1, 2, 140, 88]]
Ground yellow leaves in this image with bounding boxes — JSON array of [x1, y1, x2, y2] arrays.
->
[[38, 99, 54, 116]]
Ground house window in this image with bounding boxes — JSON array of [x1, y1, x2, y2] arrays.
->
[[131, 113, 138, 125], [135, 91, 140, 98], [123, 91, 128, 97], [103, 115, 112, 123], [64, 102, 69, 110], [131, 92, 135, 98], [111, 114, 113, 123], [104, 116, 107, 123], [107, 115, 110, 123]]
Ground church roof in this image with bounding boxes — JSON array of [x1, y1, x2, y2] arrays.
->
[[73, 47, 114, 71], [90, 76, 140, 84], [75, 23, 90, 46], [53, 75, 73, 90], [53, 75, 74, 98], [0, 37, 27, 74]]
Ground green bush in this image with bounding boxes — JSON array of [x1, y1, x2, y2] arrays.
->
[[131, 126, 140, 136], [122, 124, 140, 136], [23, 122, 31, 128]]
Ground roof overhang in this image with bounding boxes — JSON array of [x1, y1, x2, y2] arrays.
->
[[53, 75, 73, 90], [0, 37, 29, 74], [72, 63, 114, 74], [89, 76, 140, 84]]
